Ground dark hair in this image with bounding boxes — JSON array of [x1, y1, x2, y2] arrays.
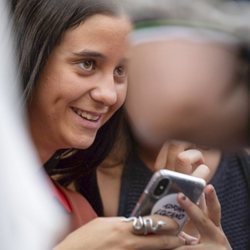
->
[[12, 0, 121, 100], [48, 108, 124, 184], [11, 0, 126, 180]]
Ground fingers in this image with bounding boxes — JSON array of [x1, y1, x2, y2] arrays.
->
[[191, 164, 210, 182], [57, 216, 185, 250], [165, 143, 188, 171], [149, 214, 179, 235], [204, 185, 221, 227], [122, 215, 180, 236], [154, 143, 169, 171], [197, 193, 208, 216], [121, 215, 185, 249], [176, 150, 205, 175], [133, 234, 185, 250], [176, 192, 217, 238], [173, 245, 201, 250], [154, 141, 199, 173], [174, 189, 230, 250], [179, 231, 199, 245]]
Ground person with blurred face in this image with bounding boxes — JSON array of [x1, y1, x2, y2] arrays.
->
[[124, 0, 250, 148], [127, 29, 249, 149], [122, 2, 250, 248]]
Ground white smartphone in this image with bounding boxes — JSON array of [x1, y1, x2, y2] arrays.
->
[[131, 169, 206, 233]]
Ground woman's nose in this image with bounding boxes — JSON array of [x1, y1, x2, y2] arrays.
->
[[90, 76, 117, 106]]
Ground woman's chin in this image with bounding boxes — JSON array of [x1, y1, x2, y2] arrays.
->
[[70, 135, 96, 150]]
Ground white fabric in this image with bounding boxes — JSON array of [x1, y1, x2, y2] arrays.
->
[[131, 25, 240, 45], [0, 2, 67, 250]]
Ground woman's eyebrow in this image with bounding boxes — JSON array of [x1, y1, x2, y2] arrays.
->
[[73, 49, 129, 65], [73, 49, 106, 60], [118, 57, 129, 66]]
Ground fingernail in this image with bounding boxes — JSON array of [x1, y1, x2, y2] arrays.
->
[[207, 184, 214, 193], [179, 193, 186, 201], [179, 236, 186, 244], [178, 231, 199, 245], [190, 239, 199, 245]]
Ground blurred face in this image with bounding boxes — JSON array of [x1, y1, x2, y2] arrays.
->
[[28, 14, 131, 161], [126, 38, 248, 149]]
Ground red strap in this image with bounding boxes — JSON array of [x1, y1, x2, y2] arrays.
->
[[50, 179, 73, 213]]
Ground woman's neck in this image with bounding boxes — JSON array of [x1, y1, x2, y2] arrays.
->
[[28, 105, 59, 164], [29, 125, 56, 164], [36, 143, 56, 164]]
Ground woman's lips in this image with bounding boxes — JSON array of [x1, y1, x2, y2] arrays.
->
[[71, 107, 102, 122]]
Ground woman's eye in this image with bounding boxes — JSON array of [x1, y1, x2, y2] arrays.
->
[[114, 65, 127, 79], [79, 60, 96, 72]]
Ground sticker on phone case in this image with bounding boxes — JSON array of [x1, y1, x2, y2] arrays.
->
[[151, 193, 187, 227]]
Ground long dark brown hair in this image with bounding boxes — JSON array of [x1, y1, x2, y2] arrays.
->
[[11, 0, 126, 181]]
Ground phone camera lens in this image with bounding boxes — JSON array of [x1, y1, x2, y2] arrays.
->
[[153, 178, 169, 196]]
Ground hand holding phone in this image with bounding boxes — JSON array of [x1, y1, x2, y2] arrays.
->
[[131, 169, 206, 233]]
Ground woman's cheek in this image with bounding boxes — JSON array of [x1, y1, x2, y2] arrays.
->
[[117, 84, 128, 108]]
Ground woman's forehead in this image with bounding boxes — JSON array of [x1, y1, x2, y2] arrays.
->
[[59, 14, 131, 47]]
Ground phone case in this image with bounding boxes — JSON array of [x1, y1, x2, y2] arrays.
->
[[131, 169, 206, 231]]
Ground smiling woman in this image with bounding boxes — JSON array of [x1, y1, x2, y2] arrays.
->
[[11, 0, 186, 249], [27, 13, 130, 163]]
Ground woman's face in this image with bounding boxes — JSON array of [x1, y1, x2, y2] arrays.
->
[[126, 38, 248, 149], [28, 14, 131, 156]]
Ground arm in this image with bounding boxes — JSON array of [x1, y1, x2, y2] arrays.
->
[[54, 215, 185, 250]]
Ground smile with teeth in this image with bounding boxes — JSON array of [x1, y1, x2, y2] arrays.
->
[[72, 107, 101, 122]]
